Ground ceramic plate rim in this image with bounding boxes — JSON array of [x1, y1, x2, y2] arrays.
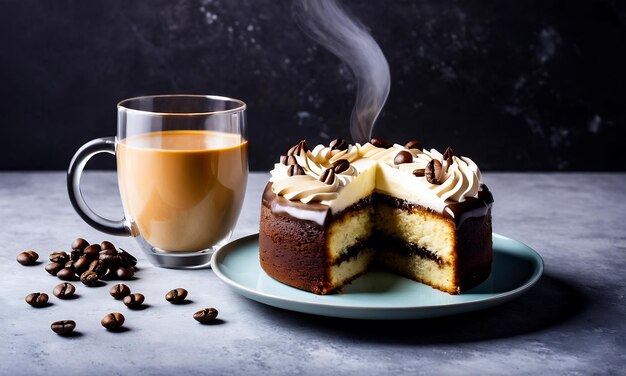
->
[[211, 233, 544, 318]]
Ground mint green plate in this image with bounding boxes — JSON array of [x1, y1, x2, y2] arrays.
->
[[211, 233, 543, 320]]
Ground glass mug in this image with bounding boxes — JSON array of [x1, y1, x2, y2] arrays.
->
[[68, 95, 248, 268]]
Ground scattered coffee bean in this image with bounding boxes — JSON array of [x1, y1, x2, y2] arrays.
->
[[118, 248, 137, 268], [116, 266, 134, 280], [70, 250, 82, 261], [88, 259, 108, 277], [73, 256, 91, 275], [193, 308, 218, 324], [53, 282, 76, 299], [393, 150, 413, 165], [165, 288, 188, 304], [332, 159, 350, 174], [16, 251, 39, 266], [123, 293, 145, 308], [370, 138, 391, 148], [101, 267, 117, 280], [80, 271, 99, 286], [49, 251, 69, 264], [71, 238, 89, 251], [64, 260, 76, 271], [404, 140, 423, 150], [57, 268, 77, 281], [329, 138, 348, 151], [425, 159, 444, 185], [83, 244, 101, 260], [99, 249, 119, 265], [110, 283, 131, 300], [45, 262, 64, 276], [51, 320, 76, 335], [101, 312, 125, 330], [101, 241, 116, 252], [25, 292, 49, 307]]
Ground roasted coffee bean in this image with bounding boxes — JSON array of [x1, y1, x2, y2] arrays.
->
[[123, 293, 145, 308], [99, 249, 120, 266], [57, 268, 77, 281], [51, 320, 76, 335], [73, 256, 91, 275], [53, 282, 76, 299], [425, 159, 444, 185], [83, 244, 101, 260], [110, 283, 131, 300], [332, 159, 350, 174], [370, 137, 391, 148], [116, 266, 134, 280], [49, 251, 69, 264], [70, 250, 82, 261], [80, 271, 99, 286], [193, 308, 218, 324], [71, 238, 89, 251], [165, 288, 188, 304], [412, 169, 426, 177], [404, 140, 423, 150], [287, 164, 305, 177], [25, 292, 49, 307], [393, 150, 413, 165], [101, 312, 125, 330], [45, 262, 64, 276], [101, 267, 117, 280], [16, 251, 39, 266], [118, 248, 137, 268], [329, 138, 348, 151], [64, 260, 76, 271], [88, 259, 108, 277], [319, 168, 335, 185], [101, 241, 116, 252]]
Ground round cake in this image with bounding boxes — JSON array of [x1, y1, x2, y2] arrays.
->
[[259, 138, 494, 295]]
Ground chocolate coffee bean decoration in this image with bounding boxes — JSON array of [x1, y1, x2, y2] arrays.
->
[[393, 151, 413, 165], [16, 251, 39, 266], [80, 271, 99, 286], [329, 138, 348, 151], [405, 140, 423, 150], [101, 312, 125, 330], [193, 308, 219, 324], [370, 138, 391, 148], [83, 244, 101, 260], [110, 284, 131, 300], [332, 159, 350, 174], [57, 268, 77, 281], [123, 293, 145, 309], [51, 320, 76, 335], [165, 288, 188, 304], [25, 292, 49, 307], [425, 159, 444, 185], [412, 169, 426, 177], [49, 251, 69, 264], [53, 282, 76, 299], [71, 238, 89, 251], [279, 155, 288, 165], [320, 168, 336, 185], [45, 262, 64, 276]]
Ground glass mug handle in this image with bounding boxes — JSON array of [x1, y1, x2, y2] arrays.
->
[[67, 137, 132, 236]]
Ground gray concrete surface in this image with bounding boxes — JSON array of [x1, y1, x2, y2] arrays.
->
[[0, 172, 624, 375]]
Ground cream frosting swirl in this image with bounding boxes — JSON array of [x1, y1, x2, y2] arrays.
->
[[269, 139, 484, 210]]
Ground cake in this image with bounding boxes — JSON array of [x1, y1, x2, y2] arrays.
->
[[259, 138, 494, 295]]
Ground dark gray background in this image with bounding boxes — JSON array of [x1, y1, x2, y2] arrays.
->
[[1, 0, 624, 171]]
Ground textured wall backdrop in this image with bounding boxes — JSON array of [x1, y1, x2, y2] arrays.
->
[[1, 0, 624, 171]]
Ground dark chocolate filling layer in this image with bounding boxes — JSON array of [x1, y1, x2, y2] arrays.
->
[[333, 241, 368, 266], [372, 235, 443, 265]]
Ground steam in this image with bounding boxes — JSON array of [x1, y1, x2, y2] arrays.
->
[[293, 0, 390, 143]]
